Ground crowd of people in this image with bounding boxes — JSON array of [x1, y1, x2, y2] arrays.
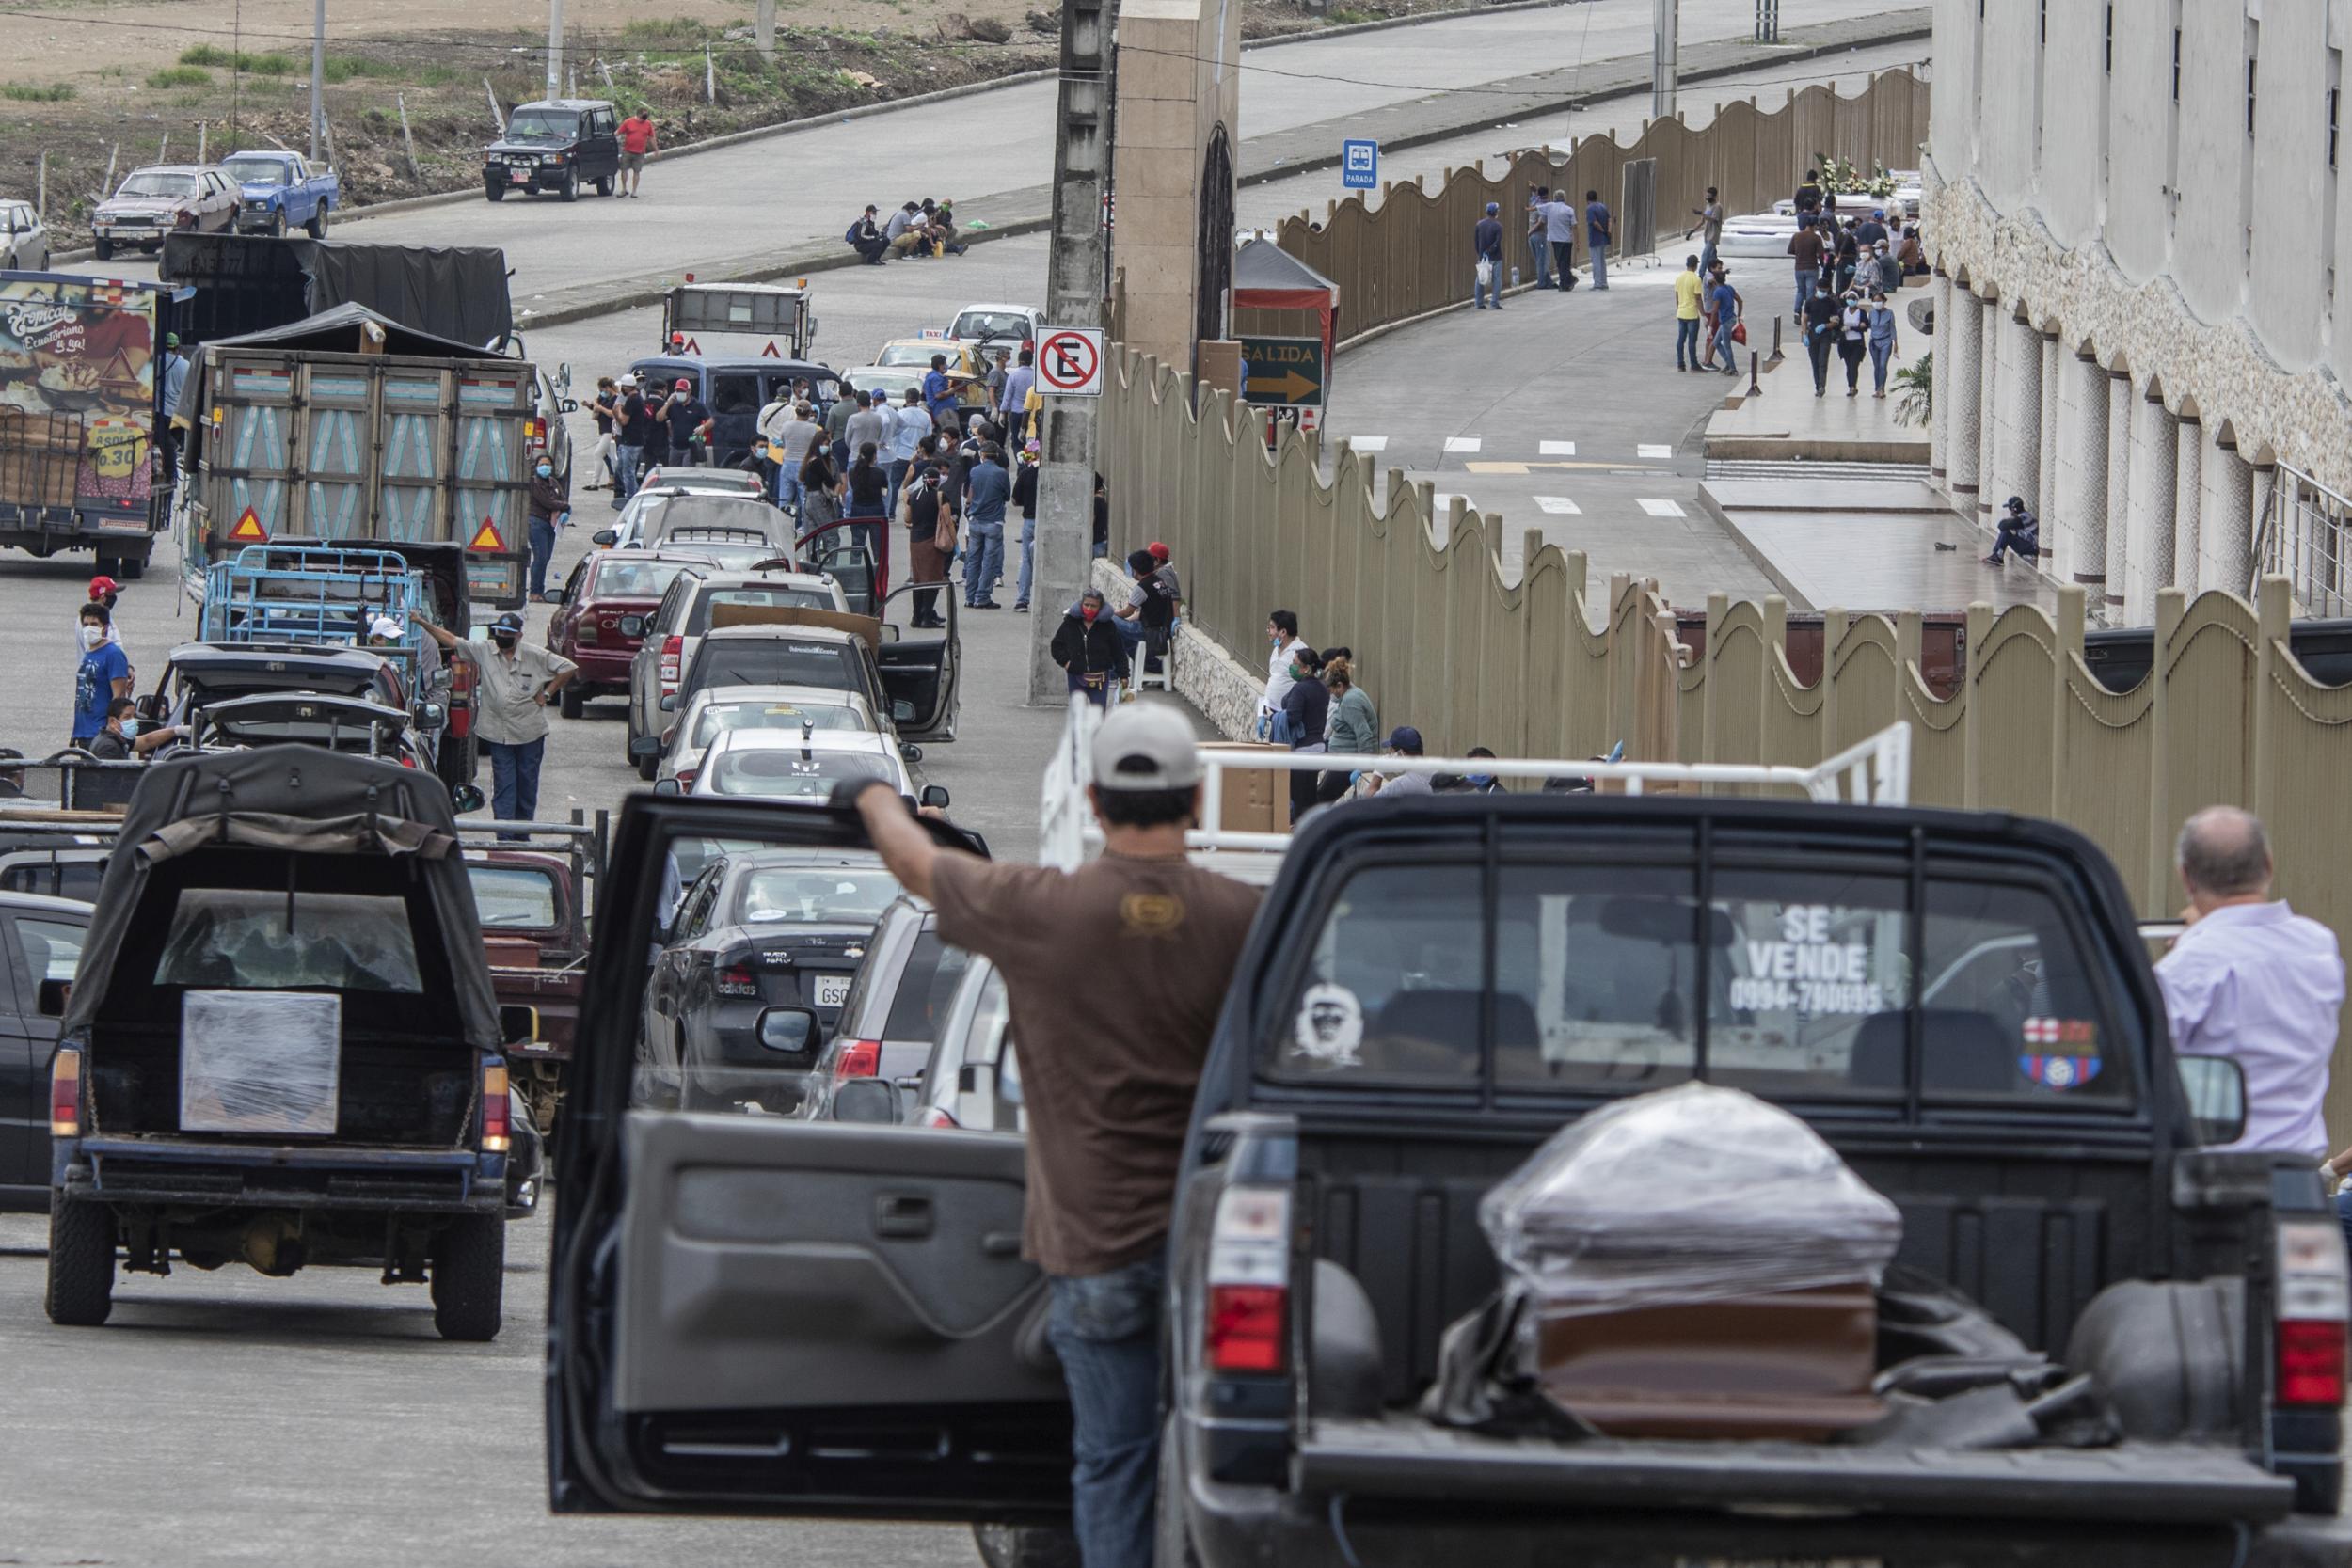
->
[[842, 198, 971, 264]]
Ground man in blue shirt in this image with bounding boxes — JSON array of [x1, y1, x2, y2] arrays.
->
[[923, 354, 960, 429], [1584, 189, 1613, 291], [1708, 270, 1741, 379], [961, 441, 1012, 610], [72, 603, 132, 748], [1471, 201, 1505, 310]]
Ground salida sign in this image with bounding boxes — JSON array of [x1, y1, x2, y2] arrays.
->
[[1239, 336, 1327, 409]]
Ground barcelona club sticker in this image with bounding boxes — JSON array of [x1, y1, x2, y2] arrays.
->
[[2019, 1018, 2102, 1089]]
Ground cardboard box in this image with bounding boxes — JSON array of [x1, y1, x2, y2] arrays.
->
[[1197, 741, 1288, 834]]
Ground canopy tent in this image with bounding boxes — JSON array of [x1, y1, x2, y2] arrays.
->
[[1232, 238, 1340, 367]]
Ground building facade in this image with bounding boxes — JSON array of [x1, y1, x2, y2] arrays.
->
[[1924, 0, 2352, 623]]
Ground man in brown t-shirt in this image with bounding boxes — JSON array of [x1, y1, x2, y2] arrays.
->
[[1788, 216, 1828, 322], [842, 701, 1262, 1568]]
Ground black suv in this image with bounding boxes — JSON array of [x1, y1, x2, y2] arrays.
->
[[483, 99, 620, 202]]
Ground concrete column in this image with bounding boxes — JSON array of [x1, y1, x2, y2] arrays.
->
[[1930, 273, 1954, 482], [1945, 288, 1983, 504], [2103, 371, 2133, 610], [2036, 333, 2060, 564], [1989, 310, 2042, 527], [2124, 389, 2178, 623], [1975, 295, 2002, 526], [2199, 428, 2254, 598], [2171, 417, 2203, 596], [2054, 351, 2108, 590]]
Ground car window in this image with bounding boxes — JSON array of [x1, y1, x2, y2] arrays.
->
[[596, 559, 697, 600], [736, 866, 901, 927], [705, 747, 897, 800], [154, 889, 421, 992], [466, 864, 562, 929], [224, 158, 290, 185], [1273, 863, 1485, 1083], [690, 640, 858, 693], [884, 931, 970, 1043], [1491, 863, 1704, 1091], [506, 109, 580, 140], [671, 864, 724, 942], [710, 374, 761, 416], [1916, 879, 2128, 1102], [1703, 869, 1913, 1097], [651, 574, 697, 634], [951, 311, 1032, 341], [119, 172, 197, 198], [877, 344, 936, 367], [688, 586, 836, 633], [10, 915, 83, 987], [690, 697, 863, 748]]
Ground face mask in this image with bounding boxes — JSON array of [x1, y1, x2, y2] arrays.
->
[[535, 464, 552, 478], [1081, 605, 1100, 623], [491, 632, 517, 650], [1468, 773, 1496, 789], [78, 624, 104, 651]]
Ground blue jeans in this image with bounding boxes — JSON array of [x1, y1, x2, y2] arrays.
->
[[1870, 341, 1893, 391], [1047, 1256, 1165, 1568], [614, 446, 642, 500], [1676, 317, 1702, 368], [775, 468, 803, 515], [884, 458, 911, 515], [962, 519, 1005, 603], [1700, 240, 1718, 273], [1795, 273, 1813, 320], [1588, 241, 1609, 289], [528, 515, 556, 597], [1017, 513, 1036, 605], [1527, 230, 1551, 286], [1714, 321, 1740, 373], [485, 736, 544, 841], [1473, 263, 1502, 309]]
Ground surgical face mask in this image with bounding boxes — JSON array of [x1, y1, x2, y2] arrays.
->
[[535, 463, 552, 478], [78, 623, 104, 651], [1468, 773, 1497, 789], [1081, 605, 1100, 623], [491, 631, 518, 650]]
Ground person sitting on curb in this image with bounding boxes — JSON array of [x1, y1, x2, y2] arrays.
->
[[1985, 495, 2040, 567]]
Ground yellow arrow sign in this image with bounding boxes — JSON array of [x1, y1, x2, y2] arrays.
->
[[1248, 370, 1322, 403]]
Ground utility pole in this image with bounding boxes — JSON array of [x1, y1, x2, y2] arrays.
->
[[755, 0, 775, 61], [1754, 0, 1779, 44], [309, 0, 325, 163], [1651, 0, 1678, 121], [1027, 0, 1110, 703], [546, 0, 564, 102]]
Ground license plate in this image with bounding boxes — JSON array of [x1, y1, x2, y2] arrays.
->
[[813, 974, 851, 1008], [510, 169, 530, 184]]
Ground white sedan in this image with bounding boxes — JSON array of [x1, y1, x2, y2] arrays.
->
[[673, 728, 946, 809], [658, 683, 881, 790]]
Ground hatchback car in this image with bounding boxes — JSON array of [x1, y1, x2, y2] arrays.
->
[[546, 548, 712, 718], [657, 683, 879, 790], [482, 98, 620, 201], [798, 895, 968, 1121], [677, 729, 928, 805], [626, 569, 850, 775], [0, 200, 49, 271]]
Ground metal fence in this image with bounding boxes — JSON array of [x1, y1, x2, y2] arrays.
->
[[2255, 463, 2352, 618], [1272, 70, 1932, 347]]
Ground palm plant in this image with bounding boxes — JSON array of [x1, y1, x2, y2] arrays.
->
[[1892, 351, 1931, 428]]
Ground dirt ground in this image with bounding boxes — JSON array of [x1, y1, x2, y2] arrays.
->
[[0, 0, 1495, 248]]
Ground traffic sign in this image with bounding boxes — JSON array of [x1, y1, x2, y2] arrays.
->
[[468, 517, 506, 551], [1239, 335, 1327, 409], [227, 506, 267, 543], [1037, 326, 1105, 397], [1342, 138, 1378, 190]]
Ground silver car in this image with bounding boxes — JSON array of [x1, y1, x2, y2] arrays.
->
[[624, 568, 850, 777], [657, 682, 881, 789], [0, 201, 49, 271]]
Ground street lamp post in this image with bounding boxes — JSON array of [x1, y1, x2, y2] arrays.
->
[[1651, 0, 1678, 121], [546, 0, 564, 102]]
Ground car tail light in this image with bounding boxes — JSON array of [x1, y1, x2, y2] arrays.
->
[[481, 1061, 511, 1153], [833, 1039, 882, 1081], [524, 416, 547, 451], [50, 1048, 81, 1137], [1205, 1185, 1292, 1374], [675, 769, 697, 790], [575, 617, 598, 646], [660, 634, 682, 687], [915, 1105, 959, 1130], [2277, 1219, 2349, 1405], [448, 656, 474, 738], [715, 964, 758, 998]]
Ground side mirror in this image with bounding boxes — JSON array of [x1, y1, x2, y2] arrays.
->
[[38, 977, 69, 1018], [2178, 1055, 2248, 1147], [414, 701, 446, 728], [754, 1006, 819, 1055], [918, 784, 950, 810], [500, 1004, 539, 1046], [652, 777, 682, 796], [892, 699, 916, 723], [629, 735, 663, 758], [592, 529, 618, 546], [135, 694, 164, 721], [830, 1076, 901, 1125], [560, 398, 580, 414], [617, 613, 646, 638], [451, 783, 487, 814], [659, 693, 677, 712]]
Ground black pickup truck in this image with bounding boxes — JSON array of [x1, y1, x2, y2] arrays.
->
[[543, 792, 2352, 1566]]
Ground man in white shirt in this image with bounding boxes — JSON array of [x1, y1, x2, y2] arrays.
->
[[2157, 806, 2345, 1156], [889, 388, 930, 513], [1540, 196, 1579, 291], [1258, 609, 1306, 736], [755, 392, 797, 504], [770, 403, 824, 516], [842, 389, 891, 469]]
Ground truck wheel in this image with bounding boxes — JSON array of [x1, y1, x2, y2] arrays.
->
[[596, 174, 613, 197], [44, 1195, 118, 1327], [270, 210, 287, 238], [92, 237, 112, 261], [559, 168, 579, 204], [308, 204, 328, 239], [485, 182, 506, 203], [973, 1525, 1081, 1568], [430, 1214, 505, 1342], [559, 685, 584, 720]]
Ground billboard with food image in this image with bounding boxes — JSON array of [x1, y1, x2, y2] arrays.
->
[[0, 277, 161, 515]]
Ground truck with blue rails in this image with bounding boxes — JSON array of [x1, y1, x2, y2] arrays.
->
[[219, 151, 339, 240]]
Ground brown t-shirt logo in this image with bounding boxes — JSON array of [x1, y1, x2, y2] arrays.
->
[[1120, 892, 1186, 937]]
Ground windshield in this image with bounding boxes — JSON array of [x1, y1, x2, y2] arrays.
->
[[504, 110, 579, 141], [951, 311, 1031, 341], [736, 865, 902, 926], [672, 542, 790, 572], [688, 586, 835, 633], [877, 343, 943, 367], [691, 641, 858, 694], [156, 889, 421, 991], [639, 496, 785, 542], [222, 158, 292, 186], [707, 747, 896, 800], [593, 559, 698, 599], [689, 696, 864, 750], [850, 370, 923, 398], [466, 864, 561, 928], [118, 173, 196, 198]]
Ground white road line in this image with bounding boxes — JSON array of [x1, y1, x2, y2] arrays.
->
[[1348, 436, 1390, 452], [1636, 498, 1686, 518], [1636, 443, 1674, 459], [1534, 495, 1581, 515], [1539, 440, 1577, 456], [1432, 493, 1462, 513], [1442, 436, 1482, 454]]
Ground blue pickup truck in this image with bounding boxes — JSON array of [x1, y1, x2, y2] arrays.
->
[[220, 150, 337, 237]]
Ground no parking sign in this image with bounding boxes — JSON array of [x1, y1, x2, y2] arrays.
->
[[1037, 327, 1104, 397]]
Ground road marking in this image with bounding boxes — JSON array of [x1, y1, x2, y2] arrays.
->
[[1432, 492, 1463, 513], [1636, 498, 1686, 517], [1534, 495, 1581, 515], [1539, 440, 1577, 455], [1466, 459, 1650, 474], [1637, 443, 1674, 459], [1347, 436, 1390, 452], [1442, 436, 1482, 453]]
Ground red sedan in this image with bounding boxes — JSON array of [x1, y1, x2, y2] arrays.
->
[[547, 549, 711, 717]]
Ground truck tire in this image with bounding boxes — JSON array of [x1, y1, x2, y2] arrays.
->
[[308, 204, 328, 239], [559, 167, 579, 204], [92, 237, 112, 261], [44, 1194, 118, 1327], [559, 685, 584, 720], [430, 1213, 505, 1342], [972, 1525, 1080, 1568], [269, 209, 288, 238], [485, 182, 506, 203], [596, 174, 613, 197]]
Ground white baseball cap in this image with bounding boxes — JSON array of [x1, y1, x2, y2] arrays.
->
[[1091, 702, 1202, 792], [367, 614, 404, 641]]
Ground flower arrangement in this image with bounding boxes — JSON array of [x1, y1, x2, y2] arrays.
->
[[1815, 154, 1899, 200]]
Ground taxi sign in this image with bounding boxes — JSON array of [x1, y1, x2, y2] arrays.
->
[[227, 507, 267, 543], [468, 518, 506, 551]]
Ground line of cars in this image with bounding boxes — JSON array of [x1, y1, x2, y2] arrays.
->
[[90, 151, 339, 260]]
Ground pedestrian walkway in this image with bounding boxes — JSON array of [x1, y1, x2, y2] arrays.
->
[[1704, 351, 1930, 463], [1698, 479, 2060, 614]]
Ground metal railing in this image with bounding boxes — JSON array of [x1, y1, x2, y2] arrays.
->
[[2253, 463, 2351, 618]]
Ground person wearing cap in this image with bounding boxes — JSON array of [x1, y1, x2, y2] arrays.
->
[[84, 577, 126, 652], [654, 377, 710, 468], [415, 610, 575, 836], [1985, 495, 2040, 567], [612, 373, 648, 503], [1472, 200, 1506, 311], [1144, 541, 1182, 618], [838, 702, 1263, 1568], [1365, 725, 1434, 796], [845, 203, 888, 264]]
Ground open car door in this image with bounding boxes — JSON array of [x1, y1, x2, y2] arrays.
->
[[547, 796, 1067, 1526], [875, 580, 959, 743]]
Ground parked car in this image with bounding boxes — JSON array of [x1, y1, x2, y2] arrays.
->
[[546, 548, 712, 719], [466, 849, 588, 1139], [864, 338, 992, 423], [0, 889, 87, 1211], [0, 199, 49, 270], [794, 894, 967, 1122], [191, 692, 442, 775], [946, 303, 1043, 356], [659, 618, 961, 777], [221, 150, 337, 237], [596, 489, 793, 558], [905, 955, 1019, 1133], [625, 570, 854, 775], [483, 98, 621, 201], [636, 466, 767, 499], [0, 816, 113, 904], [146, 641, 414, 732], [674, 730, 933, 809], [639, 847, 903, 1112], [658, 683, 879, 790], [91, 165, 238, 260]]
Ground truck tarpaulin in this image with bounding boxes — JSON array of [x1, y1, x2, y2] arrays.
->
[[161, 234, 514, 350]]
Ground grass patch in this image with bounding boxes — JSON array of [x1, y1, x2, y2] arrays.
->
[[146, 65, 212, 88], [178, 45, 296, 75], [323, 54, 405, 83], [619, 18, 708, 45], [0, 81, 74, 102], [418, 64, 462, 88]]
